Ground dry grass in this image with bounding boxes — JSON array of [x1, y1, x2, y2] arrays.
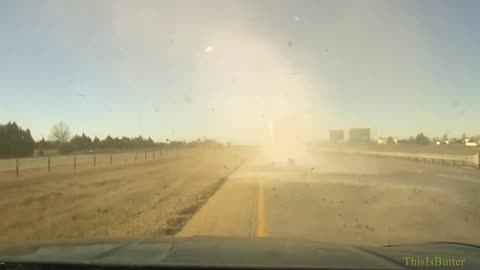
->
[[0, 147, 252, 244]]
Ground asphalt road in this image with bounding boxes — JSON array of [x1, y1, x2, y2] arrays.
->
[[179, 152, 480, 246]]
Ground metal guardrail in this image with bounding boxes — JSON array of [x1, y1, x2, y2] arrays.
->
[[321, 148, 480, 168]]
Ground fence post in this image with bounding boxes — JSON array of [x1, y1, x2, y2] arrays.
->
[[48, 157, 51, 173], [144, 151, 147, 160], [153, 151, 155, 160], [74, 155, 77, 169], [135, 152, 137, 161], [110, 154, 113, 165], [16, 159, 19, 177], [93, 154, 96, 167]]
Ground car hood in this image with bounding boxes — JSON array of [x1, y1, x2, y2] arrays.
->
[[0, 236, 479, 269]]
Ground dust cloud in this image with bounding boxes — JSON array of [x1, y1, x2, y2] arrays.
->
[[40, 1, 335, 145]]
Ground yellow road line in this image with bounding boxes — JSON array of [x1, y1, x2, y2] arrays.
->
[[256, 179, 266, 237]]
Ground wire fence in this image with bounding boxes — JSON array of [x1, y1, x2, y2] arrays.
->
[[0, 150, 169, 176]]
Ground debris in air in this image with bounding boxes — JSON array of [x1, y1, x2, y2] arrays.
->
[[288, 41, 293, 48], [451, 100, 460, 109], [288, 158, 295, 165], [204, 46, 214, 53], [184, 96, 192, 104]]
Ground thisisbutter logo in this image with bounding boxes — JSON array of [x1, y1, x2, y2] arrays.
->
[[404, 256, 466, 267]]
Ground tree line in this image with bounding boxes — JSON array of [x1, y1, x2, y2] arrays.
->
[[0, 122, 35, 158], [410, 132, 480, 145], [37, 133, 158, 154], [0, 121, 224, 158], [38, 122, 175, 154]]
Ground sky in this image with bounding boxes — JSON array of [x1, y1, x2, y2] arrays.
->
[[1, 0, 480, 143]]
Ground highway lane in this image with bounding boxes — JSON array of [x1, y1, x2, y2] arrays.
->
[[179, 152, 480, 245]]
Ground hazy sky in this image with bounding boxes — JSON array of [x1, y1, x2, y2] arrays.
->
[[1, 0, 479, 143]]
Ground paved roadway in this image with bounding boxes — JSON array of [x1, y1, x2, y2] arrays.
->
[[179, 152, 480, 246]]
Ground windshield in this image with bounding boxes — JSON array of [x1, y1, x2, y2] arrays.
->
[[1, 0, 479, 262]]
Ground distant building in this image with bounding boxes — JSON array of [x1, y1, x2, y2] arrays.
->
[[465, 138, 479, 147], [329, 130, 344, 144], [349, 128, 371, 144]]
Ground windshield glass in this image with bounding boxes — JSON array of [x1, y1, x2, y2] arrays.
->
[[1, 0, 479, 258]]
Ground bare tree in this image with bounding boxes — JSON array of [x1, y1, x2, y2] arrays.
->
[[49, 122, 71, 143]]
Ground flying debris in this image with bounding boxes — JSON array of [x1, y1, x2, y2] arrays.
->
[[204, 46, 214, 53], [288, 158, 295, 165]]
